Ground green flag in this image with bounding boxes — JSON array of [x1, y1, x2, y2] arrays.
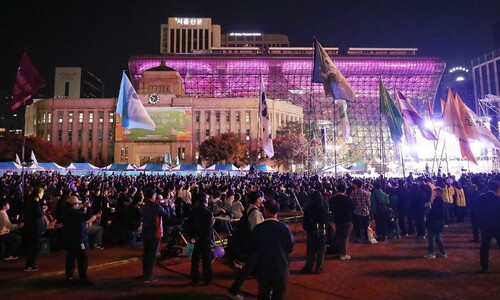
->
[[379, 78, 403, 143]]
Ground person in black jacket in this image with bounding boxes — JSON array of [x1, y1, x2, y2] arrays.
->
[[186, 192, 214, 285], [251, 199, 294, 300], [477, 180, 500, 273], [302, 190, 328, 273], [23, 187, 46, 272], [329, 183, 354, 260], [424, 187, 447, 259], [62, 195, 93, 285]]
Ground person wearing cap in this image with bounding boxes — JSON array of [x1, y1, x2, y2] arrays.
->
[[424, 187, 447, 259], [62, 195, 93, 285]]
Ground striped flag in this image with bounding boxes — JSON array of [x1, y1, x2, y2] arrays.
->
[[259, 75, 274, 158], [396, 90, 437, 140], [394, 90, 418, 161]]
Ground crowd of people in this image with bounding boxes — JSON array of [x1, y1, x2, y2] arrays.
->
[[1, 170, 500, 298]]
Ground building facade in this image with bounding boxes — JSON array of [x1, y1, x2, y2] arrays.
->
[[160, 17, 221, 54], [129, 48, 445, 171], [220, 33, 290, 49], [24, 68, 303, 167], [54, 67, 104, 99]]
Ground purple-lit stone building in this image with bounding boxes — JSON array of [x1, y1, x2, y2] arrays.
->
[[129, 50, 445, 170]]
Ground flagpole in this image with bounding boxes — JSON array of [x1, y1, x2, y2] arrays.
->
[[333, 100, 338, 177], [257, 74, 262, 164]]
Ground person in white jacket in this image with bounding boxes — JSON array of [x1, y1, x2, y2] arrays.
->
[[0, 199, 23, 260]]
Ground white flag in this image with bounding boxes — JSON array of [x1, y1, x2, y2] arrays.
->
[[15, 153, 21, 165], [116, 72, 155, 130], [259, 75, 274, 158], [336, 99, 351, 143], [30, 150, 38, 167]]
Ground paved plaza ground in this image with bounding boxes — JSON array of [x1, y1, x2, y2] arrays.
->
[[1, 217, 499, 300]]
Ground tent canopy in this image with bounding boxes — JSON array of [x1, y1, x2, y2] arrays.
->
[[0, 161, 21, 170], [66, 162, 101, 170], [172, 164, 204, 171], [105, 163, 137, 171], [241, 164, 276, 172], [137, 164, 171, 171], [205, 164, 240, 171], [38, 162, 66, 171]]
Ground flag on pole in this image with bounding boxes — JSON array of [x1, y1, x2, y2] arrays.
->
[[464, 105, 500, 150], [379, 78, 403, 143], [336, 99, 351, 143], [174, 155, 180, 165], [116, 72, 155, 130], [167, 152, 172, 165], [394, 90, 418, 161], [259, 74, 274, 158], [441, 88, 477, 164], [30, 150, 38, 167], [455, 93, 480, 141], [312, 39, 355, 102], [15, 153, 21, 165], [11, 51, 46, 110], [396, 90, 437, 140]]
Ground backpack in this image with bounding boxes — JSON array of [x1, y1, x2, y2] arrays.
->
[[229, 207, 259, 256], [234, 207, 258, 238]]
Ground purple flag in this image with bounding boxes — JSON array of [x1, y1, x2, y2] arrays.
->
[[11, 51, 45, 110], [396, 90, 437, 140]]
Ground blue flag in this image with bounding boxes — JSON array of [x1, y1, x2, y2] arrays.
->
[[313, 39, 355, 102], [116, 72, 155, 130]]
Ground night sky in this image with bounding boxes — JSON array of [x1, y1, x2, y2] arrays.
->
[[1, 0, 499, 98]]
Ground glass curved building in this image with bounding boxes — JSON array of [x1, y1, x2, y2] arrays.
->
[[129, 48, 446, 170]]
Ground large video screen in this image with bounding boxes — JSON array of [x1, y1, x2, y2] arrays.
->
[[115, 107, 191, 142]]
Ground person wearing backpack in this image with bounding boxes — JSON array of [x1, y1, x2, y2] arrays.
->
[[228, 191, 264, 300]]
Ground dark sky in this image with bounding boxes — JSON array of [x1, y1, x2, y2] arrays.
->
[[1, 0, 499, 98]]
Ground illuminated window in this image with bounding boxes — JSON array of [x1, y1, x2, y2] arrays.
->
[[78, 112, 84, 123], [99, 112, 104, 123], [245, 112, 250, 123], [121, 147, 128, 160], [68, 112, 74, 123], [246, 129, 250, 141], [89, 112, 94, 123], [58, 112, 63, 123], [109, 112, 114, 123], [47, 133, 51, 142], [48, 113, 52, 123]]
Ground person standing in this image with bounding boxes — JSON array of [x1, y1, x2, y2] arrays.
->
[[371, 181, 390, 242], [186, 192, 213, 285], [23, 187, 46, 271], [228, 191, 264, 300], [302, 190, 328, 273], [62, 196, 93, 285], [424, 188, 447, 259], [140, 187, 168, 283], [477, 180, 500, 274], [329, 183, 354, 260], [251, 199, 294, 300], [467, 184, 481, 243], [350, 179, 371, 243]]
